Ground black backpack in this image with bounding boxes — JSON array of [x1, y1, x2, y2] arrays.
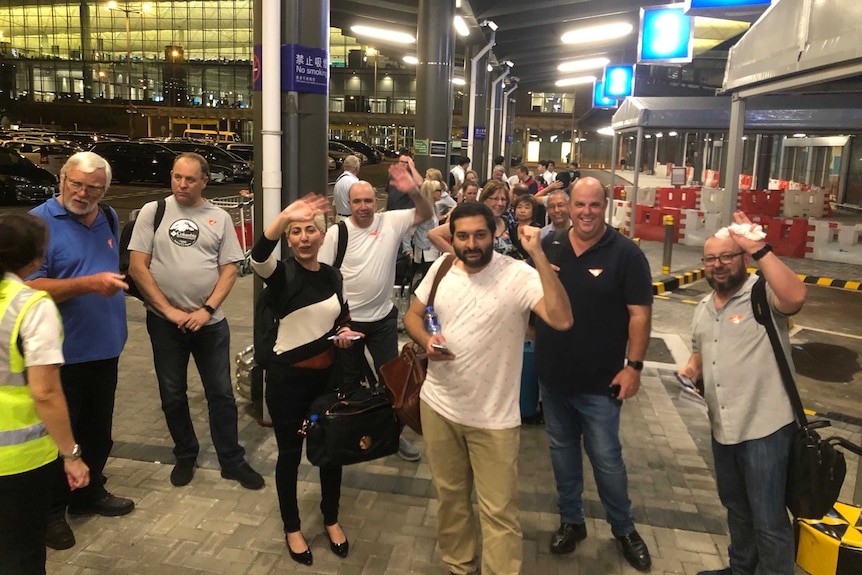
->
[[104, 199, 166, 301], [253, 221, 348, 370]]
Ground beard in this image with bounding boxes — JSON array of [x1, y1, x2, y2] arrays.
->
[[705, 264, 748, 294], [453, 243, 493, 269]]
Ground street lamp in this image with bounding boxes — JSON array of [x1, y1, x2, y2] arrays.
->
[[105, 1, 151, 102]]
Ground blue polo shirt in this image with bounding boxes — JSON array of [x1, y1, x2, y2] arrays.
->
[[29, 196, 127, 364], [534, 226, 653, 394]]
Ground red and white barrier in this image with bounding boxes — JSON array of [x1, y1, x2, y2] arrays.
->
[[806, 220, 862, 264], [679, 209, 724, 247], [782, 188, 829, 218], [637, 187, 657, 208], [611, 199, 632, 232]]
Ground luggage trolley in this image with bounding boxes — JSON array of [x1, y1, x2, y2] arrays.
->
[[211, 195, 254, 277]]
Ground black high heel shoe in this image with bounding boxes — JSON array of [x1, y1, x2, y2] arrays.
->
[[285, 532, 313, 566], [326, 526, 350, 558]]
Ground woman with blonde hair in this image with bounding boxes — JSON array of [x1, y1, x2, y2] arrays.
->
[[412, 180, 442, 283], [250, 194, 364, 567]]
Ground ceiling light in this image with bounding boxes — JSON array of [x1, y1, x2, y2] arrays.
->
[[561, 22, 633, 45], [793, 133, 807, 138], [554, 75, 596, 87], [668, 131, 678, 136], [454, 15, 470, 37], [452, 78, 466, 85], [597, 127, 615, 136], [558, 57, 610, 72], [505, 60, 514, 67], [351, 25, 415, 44], [403, 55, 418, 65]]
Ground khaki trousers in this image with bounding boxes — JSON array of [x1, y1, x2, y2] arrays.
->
[[421, 400, 522, 575]]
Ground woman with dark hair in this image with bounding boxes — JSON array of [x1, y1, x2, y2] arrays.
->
[[250, 195, 364, 567], [0, 213, 89, 575], [510, 194, 541, 260], [427, 180, 518, 258]]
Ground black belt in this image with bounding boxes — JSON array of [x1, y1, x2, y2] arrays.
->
[[338, 213, 350, 217]]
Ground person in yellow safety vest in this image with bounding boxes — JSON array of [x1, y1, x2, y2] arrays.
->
[[0, 213, 89, 575]]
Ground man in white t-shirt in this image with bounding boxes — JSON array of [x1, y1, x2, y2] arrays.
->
[[404, 202, 573, 575], [449, 156, 470, 195], [319, 164, 433, 461], [332, 155, 360, 222]]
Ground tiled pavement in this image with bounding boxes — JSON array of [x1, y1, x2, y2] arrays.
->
[[46, 266, 858, 574]]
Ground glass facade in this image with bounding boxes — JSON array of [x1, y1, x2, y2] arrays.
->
[[0, 1, 253, 106]]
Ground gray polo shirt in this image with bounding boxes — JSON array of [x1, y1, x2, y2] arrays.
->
[[691, 273, 795, 445], [129, 196, 244, 325]]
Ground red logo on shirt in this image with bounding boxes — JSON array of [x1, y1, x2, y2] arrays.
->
[[729, 314, 744, 324], [208, 219, 217, 226], [588, 268, 603, 277], [107, 238, 113, 249]]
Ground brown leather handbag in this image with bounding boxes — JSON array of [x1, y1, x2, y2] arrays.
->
[[380, 255, 454, 435]]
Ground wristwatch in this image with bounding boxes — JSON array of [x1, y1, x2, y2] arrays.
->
[[752, 244, 773, 261], [626, 359, 644, 371], [202, 304, 216, 315], [61, 443, 82, 461]]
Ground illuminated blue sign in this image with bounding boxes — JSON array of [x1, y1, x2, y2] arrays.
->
[[592, 81, 618, 108], [639, 4, 693, 64], [281, 44, 329, 94], [602, 65, 635, 99]]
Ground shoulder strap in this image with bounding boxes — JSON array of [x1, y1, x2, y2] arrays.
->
[[100, 203, 117, 235], [427, 254, 455, 307], [153, 198, 166, 231], [751, 273, 808, 427], [334, 220, 348, 269]]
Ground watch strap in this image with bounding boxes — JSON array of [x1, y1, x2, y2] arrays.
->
[[626, 359, 644, 371], [752, 244, 773, 261], [203, 304, 216, 315]]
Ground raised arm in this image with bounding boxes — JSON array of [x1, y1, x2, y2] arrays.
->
[[428, 222, 454, 255], [730, 211, 806, 315], [389, 163, 434, 226], [28, 273, 128, 303], [519, 225, 573, 331]]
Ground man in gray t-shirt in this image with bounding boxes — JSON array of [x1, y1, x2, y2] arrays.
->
[[129, 152, 264, 491]]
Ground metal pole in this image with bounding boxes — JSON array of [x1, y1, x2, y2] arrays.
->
[[724, 94, 746, 224], [630, 127, 644, 239], [608, 131, 618, 226], [662, 215, 674, 275]]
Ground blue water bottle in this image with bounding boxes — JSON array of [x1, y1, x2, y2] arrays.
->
[[424, 306, 441, 335]]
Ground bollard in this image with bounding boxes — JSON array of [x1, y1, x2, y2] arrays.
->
[[620, 189, 627, 200], [662, 215, 674, 275], [856, 456, 862, 505]]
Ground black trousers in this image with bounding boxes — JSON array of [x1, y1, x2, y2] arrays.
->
[[265, 365, 342, 533], [49, 358, 119, 516], [0, 458, 62, 575]]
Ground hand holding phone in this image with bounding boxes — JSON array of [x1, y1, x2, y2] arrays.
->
[[609, 384, 621, 398], [327, 335, 361, 341], [676, 372, 699, 393], [431, 343, 454, 356]]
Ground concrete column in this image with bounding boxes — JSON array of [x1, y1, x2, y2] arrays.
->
[[79, 2, 94, 100], [724, 94, 746, 221], [415, 0, 454, 177], [467, 44, 492, 179], [282, 1, 329, 210], [501, 83, 517, 171], [486, 68, 508, 179]]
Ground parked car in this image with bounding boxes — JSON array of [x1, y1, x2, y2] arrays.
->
[[223, 143, 253, 163], [328, 141, 367, 164], [335, 140, 381, 164], [159, 140, 248, 182], [0, 140, 77, 176], [89, 141, 179, 186], [0, 147, 58, 205], [373, 145, 399, 158]]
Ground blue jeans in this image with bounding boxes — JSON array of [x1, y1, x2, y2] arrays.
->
[[711, 423, 795, 575], [147, 313, 245, 470], [540, 383, 635, 536]]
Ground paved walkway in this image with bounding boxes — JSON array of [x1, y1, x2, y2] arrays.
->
[[45, 245, 859, 575]]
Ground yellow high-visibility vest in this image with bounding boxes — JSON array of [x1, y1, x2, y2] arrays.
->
[[0, 280, 60, 476]]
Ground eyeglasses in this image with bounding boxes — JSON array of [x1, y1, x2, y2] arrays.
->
[[65, 178, 105, 196], [702, 252, 745, 266]]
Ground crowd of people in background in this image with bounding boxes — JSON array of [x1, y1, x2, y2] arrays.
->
[[0, 147, 804, 575]]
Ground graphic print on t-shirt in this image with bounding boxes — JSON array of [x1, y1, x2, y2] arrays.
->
[[168, 219, 199, 247]]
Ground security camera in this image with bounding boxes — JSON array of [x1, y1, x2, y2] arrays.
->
[[480, 19, 498, 31]]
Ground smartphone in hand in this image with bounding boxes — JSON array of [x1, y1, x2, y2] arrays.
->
[[431, 343, 454, 355], [609, 384, 621, 398], [676, 372, 699, 393]]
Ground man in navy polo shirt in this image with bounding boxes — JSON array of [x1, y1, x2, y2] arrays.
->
[[534, 176, 653, 572], [28, 152, 134, 550]]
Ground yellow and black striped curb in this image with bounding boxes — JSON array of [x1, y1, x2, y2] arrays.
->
[[654, 267, 862, 295], [796, 501, 862, 575], [652, 269, 704, 295]]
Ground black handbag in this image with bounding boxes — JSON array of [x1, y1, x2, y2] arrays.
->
[[751, 274, 861, 519], [300, 356, 400, 467]]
